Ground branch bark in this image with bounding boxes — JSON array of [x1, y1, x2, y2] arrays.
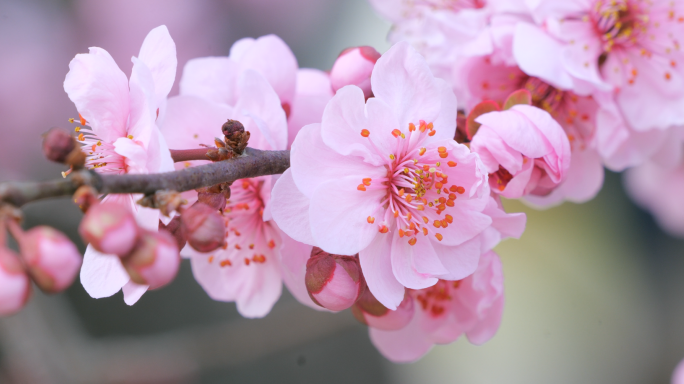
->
[[0, 148, 290, 207]]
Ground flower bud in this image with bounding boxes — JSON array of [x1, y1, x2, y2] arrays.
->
[[122, 230, 180, 289], [79, 203, 139, 256], [42, 128, 75, 163], [17, 226, 82, 293], [351, 288, 414, 330], [180, 202, 225, 252], [159, 216, 186, 251], [330, 46, 381, 98], [0, 247, 31, 316], [305, 247, 365, 311]]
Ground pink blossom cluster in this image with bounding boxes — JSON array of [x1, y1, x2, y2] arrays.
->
[[3, 0, 683, 365]]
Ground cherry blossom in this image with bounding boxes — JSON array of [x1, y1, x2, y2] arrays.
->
[[369, 250, 504, 363], [64, 25, 177, 305], [271, 41, 495, 310]]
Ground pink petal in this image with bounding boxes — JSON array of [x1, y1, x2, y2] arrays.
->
[[466, 294, 504, 345], [369, 314, 434, 363], [287, 69, 333, 148], [80, 245, 129, 299], [161, 95, 233, 150], [512, 22, 573, 90], [279, 231, 324, 311], [122, 281, 149, 306], [127, 57, 156, 147], [391, 232, 442, 289], [234, 251, 283, 318], [359, 234, 406, 310], [113, 137, 148, 173], [309, 175, 385, 255], [179, 57, 239, 105], [146, 127, 175, 175], [475, 109, 552, 159], [234, 69, 288, 151], [271, 169, 315, 245], [432, 236, 481, 281], [190, 254, 238, 301], [137, 25, 177, 107], [233, 35, 298, 105], [371, 41, 457, 142], [64, 47, 129, 143]]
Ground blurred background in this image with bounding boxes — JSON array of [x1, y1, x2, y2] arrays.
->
[[0, 0, 682, 383]]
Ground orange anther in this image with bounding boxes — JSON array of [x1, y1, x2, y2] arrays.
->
[[437, 203, 446, 211], [268, 240, 276, 249], [422, 227, 428, 236], [409, 123, 416, 132], [441, 219, 448, 227], [208, 256, 215, 263], [408, 237, 417, 246], [449, 193, 457, 200], [435, 182, 443, 189], [242, 181, 250, 189], [426, 122, 433, 130], [422, 216, 428, 224], [392, 129, 402, 138], [417, 205, 424, 211], [398, 188, 405, 196], [367, 216, 375, 224], [438, 146, 447, 153], [435, 233, 443, 241], [446, 200, 454, 207], [222, 243, 228, 250], [672, 60, 677, 68], [422, 198, 427, 204], [361, 129, 370, 137], [244, 258, 251, 265], [379, 225, 389, 234], [447, 161, 457, 167], [77, 133, 85, 141], [357, 184, 367, 191], [91, 144, 97, 152], [419, 120, 427, 132], [235, 244, 242, 250], [399, 229, 405, 237], [79, 113, 86, 125], [409, 222, 416, 230], [666, 72, 672, 80], [428, 130, 436, 136], [249, 244, 255, 249], [438, 197, 446, 203], [456, 186, 465, 194], [445, 214, 453, 223], [220, 259, 233, 267], [433, 220, 441, 228], [363, 178, 372, 186], [439, 152, 448, 158], [423, 165, 430, 171], [393, 210, 399, 218], [419, 147, 426, 156], [406, 212, 412, 221], [449, 185, 457, 192], [405, 195, 413, 203]]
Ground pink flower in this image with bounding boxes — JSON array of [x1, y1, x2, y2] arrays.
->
[[369, 250, 504, 363], [522, 0, 684, 131], [470, 104, 571, 199], [330, 46, 381, 98], [0, 247, 31, 316], [177, 34, 332, 149], [65, 25, 178, 305], [673, 357, 684, 384], [271, 42, 494, 310]]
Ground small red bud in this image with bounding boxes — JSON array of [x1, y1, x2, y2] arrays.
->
[[180, 203, 225, 253], [351, 288, 414, 330], [330, 46, 381, 99], [305, 247, 365, 311], [16, 225, 82, 293], [122, 230, 180, 289], [0, 247, 31, 316], [42, 128, 75, 163], [222, 119, 245, 136], [79, 203, 139, 256]]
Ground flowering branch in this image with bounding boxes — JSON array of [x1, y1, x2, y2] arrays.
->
[[0, 148, 290, 207]]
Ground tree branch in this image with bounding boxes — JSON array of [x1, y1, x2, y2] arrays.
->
[[0, 148, 290, 207]]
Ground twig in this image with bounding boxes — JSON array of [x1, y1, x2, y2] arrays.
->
[[0, 148, 290, 207]]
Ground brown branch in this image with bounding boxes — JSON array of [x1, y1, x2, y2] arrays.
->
[[0, 148, 290, 207], [170, 148, 215, 162]]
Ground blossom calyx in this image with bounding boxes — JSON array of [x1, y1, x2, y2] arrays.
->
[[180, 202, 226, 253], [0, 247, 31, 316], [330, 46, 381, 99], [305, 247, 366, 311], [14, 224, 82, 293], [351, 288, 414, 331], [42, 128, 86, 169], [122, 230, 180, 289], [79, 202, 139, 256]]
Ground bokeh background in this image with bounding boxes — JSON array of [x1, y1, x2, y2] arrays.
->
[[0, 0, 682, 383]]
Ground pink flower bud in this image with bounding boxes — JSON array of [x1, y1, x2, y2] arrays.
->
[[305, 247, 365, 311], [79, 202, 139, 256], [42, 128, 75, 163], [16, 226, 82, 293], [351, 288, 414, 330], [159, 216, 186, 251], [180, 203, 225, 253], [122, 230, 179, 289], [0, 248, 31, 316], [330, 46, 381, 99]]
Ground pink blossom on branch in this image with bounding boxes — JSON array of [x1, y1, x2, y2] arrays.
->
[[271, 41, 495, 310], [369, 250, 504, 363], [64, 25, 178, 305]]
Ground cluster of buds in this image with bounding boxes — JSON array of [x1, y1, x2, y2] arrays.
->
[[206, 120, 250, 161], [0, 207, 82, 316]]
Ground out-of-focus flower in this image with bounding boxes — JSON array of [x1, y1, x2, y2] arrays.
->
[[470, 104, 571, 199], [122, 230, 180, 290], [369, 250, 504, 363], [12, 224, 82, 294], [673, 356, 684, 384], [352, 288, 414, 331], [305, 247, 365, 311], [523, 0, 684, 131], [79, 202, 139, 256], [67, 25, 178, 305], [271, 42, 493, 310], [180, 203, 225, 253], [0, 247, 31, 316], [330, 46, 380, 99]]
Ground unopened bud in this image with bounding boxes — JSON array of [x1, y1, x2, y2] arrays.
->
[[222, 119, 245, 136], [159, 216, 186, 251], [16, 225, 82, 293], [122, 230, 180, 289], [42, 128, 85, 169], [0, 247, 31, 316], [180, 203, 225, 253], [351, 288, 414, 330], [330, 46, 381, 99], [305, 247, 365, 311], [79, 203, 139, 256]]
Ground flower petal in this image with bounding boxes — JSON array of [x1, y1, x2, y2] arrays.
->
[[271, 169, 316, 245], [80, 245, 128, 299], [279, 231, 324, 311], [122, 281, 149, 306], [512, 22, 573, 90], [179, 57, 239, 105], [391, 232, 441, 289], [432, 236, 481, 281], [137, 25, 177, 107], [359, 233, 406, 310], [369, 314, 433, 363]]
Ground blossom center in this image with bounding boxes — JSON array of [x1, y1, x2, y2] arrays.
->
[[413, 279, 461, 317], [68, 116, 126, 174]]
